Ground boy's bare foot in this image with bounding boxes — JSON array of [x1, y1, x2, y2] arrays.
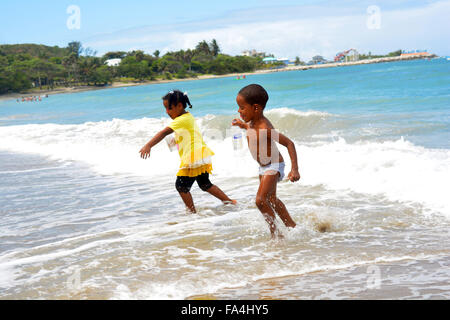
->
[[271, 230, 284, 240]]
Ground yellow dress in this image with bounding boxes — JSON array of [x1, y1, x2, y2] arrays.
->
[[168, 112, 214, 177]]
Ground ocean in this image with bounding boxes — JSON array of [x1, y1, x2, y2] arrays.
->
[[0, 59, 449, 299]]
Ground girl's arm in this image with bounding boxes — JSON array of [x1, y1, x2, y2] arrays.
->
[[139, 126, 174, 159], [275, 131, 300, 182]]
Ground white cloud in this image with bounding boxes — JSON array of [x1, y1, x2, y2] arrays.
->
[[84, 1, 450, 60]]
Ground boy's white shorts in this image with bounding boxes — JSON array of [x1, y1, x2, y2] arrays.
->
[[258, 162, 285, 182]]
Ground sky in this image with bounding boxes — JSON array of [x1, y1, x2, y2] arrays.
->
[[1, 0, 449, 60]]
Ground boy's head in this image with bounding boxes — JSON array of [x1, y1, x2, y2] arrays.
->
[[236, 84, 268, 122]]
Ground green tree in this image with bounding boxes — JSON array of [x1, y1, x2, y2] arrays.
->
[[89, 65, 112, 85], [195, 40, 211, 56], [62, 52, 79, 84], [134, 50, 145, 62], [67, 41, 83, 58], [83, 47, 97, 57], [102, 51, 126, 60], [388, 49, 402, 57], [294, 56, 305, 66], [118, 56, 151, 80], [210, 39, 220, 57]]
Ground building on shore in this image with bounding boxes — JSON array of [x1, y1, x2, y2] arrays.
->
[[242, 49, 266, 58], [105, 58, 122, 67], [401, 50, 429, 57], [277, 58, 290, 65], [309, 55, 328, 65], [262, 57, 277, 64], [262, 57, 291, 65], [335, 49, 359, 62]]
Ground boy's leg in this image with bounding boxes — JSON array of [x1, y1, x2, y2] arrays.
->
[[256, 172, 282, 238], [176, 176, 196, 213], [268, 192, 296, 228]]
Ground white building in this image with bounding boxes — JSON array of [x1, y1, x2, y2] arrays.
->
[[105, 58, 122, 67], [242, 49, 266, 57], [277, 58, 290, 65], [262, 57, 277, 64]]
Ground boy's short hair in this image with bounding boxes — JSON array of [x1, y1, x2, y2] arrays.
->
[[238, 84, 269, 109]]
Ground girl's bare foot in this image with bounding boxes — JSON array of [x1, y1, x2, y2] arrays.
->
[[223, 200, 237, 205]]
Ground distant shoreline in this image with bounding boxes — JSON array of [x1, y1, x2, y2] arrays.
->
[[0, 54, 437, 102]]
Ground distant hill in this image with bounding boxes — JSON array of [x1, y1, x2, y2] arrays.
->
[[0, 40, 263, 94], [0, 44, 68, 58]]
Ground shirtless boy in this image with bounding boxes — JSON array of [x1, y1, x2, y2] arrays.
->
[[232, 84, 300, 238]]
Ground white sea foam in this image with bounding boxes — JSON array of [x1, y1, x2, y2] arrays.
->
[[297, 137, 450, 215], [265, 107, 332, 118], [0, 112, 448, 216], [109, 253, 445, 299]]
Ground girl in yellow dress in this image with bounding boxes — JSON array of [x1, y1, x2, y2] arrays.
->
[[139, 90, 236, 213]]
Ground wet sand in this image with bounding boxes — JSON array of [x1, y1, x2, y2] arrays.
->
[[188, 255, 450, 300]]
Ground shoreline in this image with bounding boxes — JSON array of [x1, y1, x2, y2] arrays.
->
[[0, 54, 437, 102]]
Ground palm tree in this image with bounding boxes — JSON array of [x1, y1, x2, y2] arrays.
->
[[210, 39, 220, 57], [195, 40, 211, 55], [183, 49, 195, 71]]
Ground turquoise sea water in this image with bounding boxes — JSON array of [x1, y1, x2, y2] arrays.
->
[[1, 59, 449, 147], [0, 59, 449, 299]]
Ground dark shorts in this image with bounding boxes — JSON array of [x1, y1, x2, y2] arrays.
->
[[175, 172, 213, 193]]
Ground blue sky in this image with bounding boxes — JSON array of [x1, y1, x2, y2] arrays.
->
[[1, 0, 449, 60]]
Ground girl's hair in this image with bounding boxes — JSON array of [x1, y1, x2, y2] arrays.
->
[[162, 90, 193, 109]]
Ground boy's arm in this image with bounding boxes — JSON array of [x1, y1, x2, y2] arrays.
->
[[274, 131, 300, 182], [139, 126, 174, 159], [232, 119, 249, 130]]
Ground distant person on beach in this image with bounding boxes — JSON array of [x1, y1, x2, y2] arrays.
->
[[139, 90, 236, 213], [232, 84, 300, 239]]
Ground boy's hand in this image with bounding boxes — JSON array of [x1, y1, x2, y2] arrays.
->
[[287, 169, 300, 182], [232, 118, 247, 130], [139, 144, 151, 159]]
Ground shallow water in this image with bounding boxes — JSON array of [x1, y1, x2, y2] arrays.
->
[[0, 59, 449, 299]]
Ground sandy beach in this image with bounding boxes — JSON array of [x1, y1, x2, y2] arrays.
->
[[0, 54, 436, 102]]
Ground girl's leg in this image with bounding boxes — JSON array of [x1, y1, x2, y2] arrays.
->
[[207, 185, 236, 204], [197, 173, 236, 204], [176, 176, 196, 213], [178, 191, 196, 213]]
